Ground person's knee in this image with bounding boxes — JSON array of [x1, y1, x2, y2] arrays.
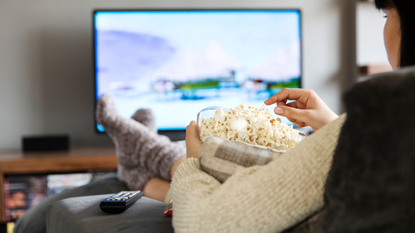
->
[[14, 195, 56, 233]]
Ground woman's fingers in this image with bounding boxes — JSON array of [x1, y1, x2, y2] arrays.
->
[[274, 106, 311, 125], [277, 101, 295, 108], [286, 101, 297, 108], [185, 121, 201, 147], [264, 88, 313, 106], [185, 121, 202, 158], [278, 101, 306, 125], [186, 121, 199, 138], [265, 88, 338, 131], [287, 117, 298, 123], [293, 122, 308, 128]]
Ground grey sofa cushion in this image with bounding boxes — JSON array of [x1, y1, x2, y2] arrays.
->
[[14, 173, 128, 233], [46, 195, 174, 233]]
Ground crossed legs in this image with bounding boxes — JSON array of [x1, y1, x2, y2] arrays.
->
[[96, 94, 186, 202]]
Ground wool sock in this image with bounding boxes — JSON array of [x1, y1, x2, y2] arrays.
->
[[131, 109, 157, 133], [96, 94, 185, 190], [124, 108, 157, 189]]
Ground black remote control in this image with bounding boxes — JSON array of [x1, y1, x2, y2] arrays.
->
[[99, 190, 144, 213]]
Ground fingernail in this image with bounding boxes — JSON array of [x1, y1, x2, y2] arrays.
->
[[274, 108, 283, 114]]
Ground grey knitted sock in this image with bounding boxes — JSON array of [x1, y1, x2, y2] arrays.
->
[[121, 108, 157, 189], [131, 109, 157, 133], [96, 94, 185, 190]]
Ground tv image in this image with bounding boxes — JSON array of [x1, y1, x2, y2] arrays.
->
[[94, 9, 302, 133]]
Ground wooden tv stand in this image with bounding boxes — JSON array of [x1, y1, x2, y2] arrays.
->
[[0, 147, 117, 222]]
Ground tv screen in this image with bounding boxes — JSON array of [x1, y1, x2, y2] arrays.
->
[[94, 9, 302, 133]]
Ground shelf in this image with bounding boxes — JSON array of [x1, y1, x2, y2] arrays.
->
[[0, 147, 117, 222]]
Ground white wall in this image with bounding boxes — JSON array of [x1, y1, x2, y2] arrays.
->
[[357, 2, 388, 66], [0, 0, 356, 150]]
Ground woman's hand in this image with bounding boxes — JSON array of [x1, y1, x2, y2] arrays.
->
[[264, 88, 338, 131], [185, 121, 202, 159]]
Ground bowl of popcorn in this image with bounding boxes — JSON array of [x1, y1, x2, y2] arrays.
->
[[197, 104, 306, 151]]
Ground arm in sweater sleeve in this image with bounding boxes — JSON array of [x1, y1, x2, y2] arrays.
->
[[171, 114, 346, 233]]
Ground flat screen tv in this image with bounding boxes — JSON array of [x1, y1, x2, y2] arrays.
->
[[94, 9, 302, 133]]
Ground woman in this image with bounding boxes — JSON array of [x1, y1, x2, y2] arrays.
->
[[143, 0, 409, 204], [174, 0, 415, 232], [100, 0, 409, 229]]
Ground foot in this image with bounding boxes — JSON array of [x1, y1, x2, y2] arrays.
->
[[117, 165, 156, 191], [96, 94, 185, 189], [131, 109, 157, 133]]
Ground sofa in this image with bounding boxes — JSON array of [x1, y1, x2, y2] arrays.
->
[[14, 173, 173, 233], [46, 194, 173, 233]]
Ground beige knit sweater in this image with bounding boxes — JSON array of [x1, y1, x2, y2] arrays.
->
[[171, 114, 346, 233]]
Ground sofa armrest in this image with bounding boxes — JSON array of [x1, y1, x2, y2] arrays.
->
[[46, 194, 173, 233]]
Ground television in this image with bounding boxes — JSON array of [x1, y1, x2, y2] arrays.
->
[[94, 9, 302, 134]]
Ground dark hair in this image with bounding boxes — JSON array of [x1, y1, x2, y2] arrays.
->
[[374, 0, 415, 68]]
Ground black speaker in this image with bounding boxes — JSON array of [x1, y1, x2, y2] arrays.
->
[[22, 135, 70, 152]]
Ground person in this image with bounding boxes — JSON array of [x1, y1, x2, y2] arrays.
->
[[14, 0, 410, 232], [147, 0, 410, 206]]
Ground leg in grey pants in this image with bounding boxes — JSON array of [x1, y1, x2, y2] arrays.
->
[[14, 173, 128, 233]]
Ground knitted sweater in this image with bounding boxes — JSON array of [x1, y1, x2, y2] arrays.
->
[[171, 114, 346, 233]]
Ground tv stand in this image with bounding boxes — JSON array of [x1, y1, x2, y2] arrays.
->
[[0, 147, 117, 222]]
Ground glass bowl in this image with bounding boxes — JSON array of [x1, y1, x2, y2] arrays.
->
[[196, 106, 307, 143], [196, 106, 229, 136]]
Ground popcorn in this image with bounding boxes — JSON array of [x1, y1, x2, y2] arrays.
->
[[199, 104, 304, 150]]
